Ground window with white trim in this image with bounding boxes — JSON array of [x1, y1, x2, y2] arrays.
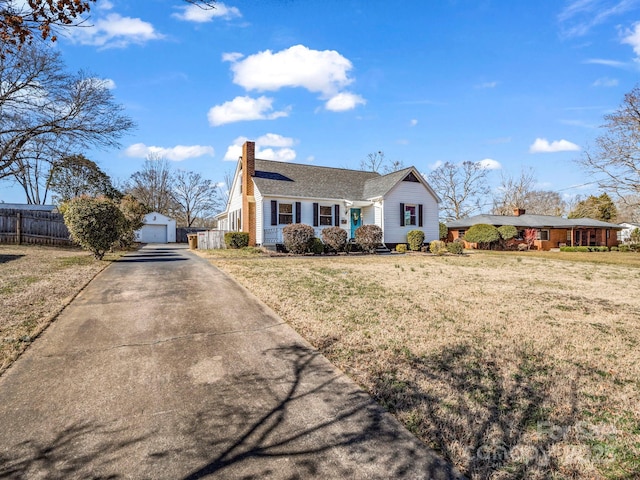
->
[[279, 203, 293, 224], [319, 206, 333, 226], [404, 204, 417, 226], [537, 229, 550, 241]]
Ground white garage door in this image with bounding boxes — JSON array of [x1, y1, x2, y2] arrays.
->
[[139, 225, 167, 243]]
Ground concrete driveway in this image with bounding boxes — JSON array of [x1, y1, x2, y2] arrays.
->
[[0, 244, 461, 479]]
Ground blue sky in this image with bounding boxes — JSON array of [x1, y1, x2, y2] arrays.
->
[[2, 0, 640, 206]]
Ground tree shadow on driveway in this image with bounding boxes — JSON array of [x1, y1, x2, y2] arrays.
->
[[179, 344, 461, 480], [0, 421, 148, 480]]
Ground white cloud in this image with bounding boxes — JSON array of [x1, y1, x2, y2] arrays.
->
[[529, 138, 581, 153], [583, 58, 628, 67], [592, 76, 618, 86], [173, 2, 241, 22], [222, 52, 244, 62], [207, 96, 289, 126], [97, 0, 114, 10], [70, 13, 163, 48], [125, 143, 214, 161], [223, 134, 297, 161], [558, 0, 636, 37], [410, 119, 418, 127], [476, 158, 502, 170], [428, 160, 444, 170], [622, 21, 640, 57], [476, 81, 498, 89], [101, 78, 116, 89], [325, 92, 366, 111], [229, 44, 355, 95]]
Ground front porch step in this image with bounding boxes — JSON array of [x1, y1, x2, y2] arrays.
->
[[375, 244, 391, 255]]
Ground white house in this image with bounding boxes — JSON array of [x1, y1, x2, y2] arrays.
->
[[618, 222, 640, 243], [216, 141, 441, 248], [135, 212, 176, 244]]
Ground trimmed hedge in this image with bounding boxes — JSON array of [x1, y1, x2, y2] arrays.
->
[[407, 230, 425, 251], [224, 232, 250, 249], [446, 241, 464, 254], [283, 223, 315, 254], [321, 226, 348, 252], [464, 224, 500, 249], [355, 224, 383, 253], [429, 240, 447, 255], [310, 237, 324, 254], [63, 196, 126, 260]]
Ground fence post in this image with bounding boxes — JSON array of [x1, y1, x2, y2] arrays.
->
[[16, 211, 22, 245]]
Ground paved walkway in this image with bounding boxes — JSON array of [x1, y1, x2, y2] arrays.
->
[[0, 245, 461, 479]]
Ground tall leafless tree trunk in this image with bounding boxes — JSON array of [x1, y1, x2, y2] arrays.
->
[[427, 161, 490, 221], [578, 86, 640, 208]]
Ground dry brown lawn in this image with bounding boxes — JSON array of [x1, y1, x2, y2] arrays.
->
[[0, 244, 112, 374], [202, 249, 640, 480]]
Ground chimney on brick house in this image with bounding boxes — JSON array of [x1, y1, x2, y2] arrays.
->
[[241, 141, 257, 246], [513, 208, 526, 216]]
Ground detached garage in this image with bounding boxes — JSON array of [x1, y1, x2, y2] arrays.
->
[[135, 212, 176, 244]]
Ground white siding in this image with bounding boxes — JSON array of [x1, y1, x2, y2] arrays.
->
[[254, 186, 264, 245], [362, 206, 375, 226], [382, 181, 439, 244], [260, 197, 349, 243], [134, 212, 176, 243]]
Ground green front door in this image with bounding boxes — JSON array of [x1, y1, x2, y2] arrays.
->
[[350, 208, 362, 238]]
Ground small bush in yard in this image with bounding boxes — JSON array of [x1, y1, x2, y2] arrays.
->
[[396, 244, 407, 253], [310, 237, 324, 254], [446, 241, 463, 254], [224, 232, 249, 249], [283, 223, 315, 254], [429, 240, 447, 255], [355, 224, 382, 253], [321, 226, 348, 252], [560, 246, 577, 252], [576, 246, 589, 252], [63, 196, 126, 260], [407, 230, 425, 251], [611, 246, 619, 251]]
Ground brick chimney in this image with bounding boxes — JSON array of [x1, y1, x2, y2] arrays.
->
[[513, 208, 525, 216], [241, 141, 256, 246]]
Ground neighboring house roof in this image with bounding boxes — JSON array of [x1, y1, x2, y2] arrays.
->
[[0, 203, 57, 212], [620, 222, 640, 228], [252, 159, 439, 201], [447, 214, 622, 229]]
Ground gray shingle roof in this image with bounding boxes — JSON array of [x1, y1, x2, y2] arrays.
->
[[252, 159, 422, 201], [447, 214, 622, 229]]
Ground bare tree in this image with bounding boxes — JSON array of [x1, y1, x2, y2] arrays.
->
[[173, 170, 222, 227], [360, 151, 386, 172], [579, 85, 640, 208], [522, 190, 567, 216], [125, 154, 175, 215], [427, 161, 490, 221], [0, 44, 134, 188], [616, 195, 640, 223], [492, 168, 536, 215]]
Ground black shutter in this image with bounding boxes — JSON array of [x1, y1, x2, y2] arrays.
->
[[313, 203, 319, 227], [334, 204, 340, 226], [400, 203, 405, 227], [295, 202, 301, 223], [419, 204, 423, 227], [271, 200, 277, 226]]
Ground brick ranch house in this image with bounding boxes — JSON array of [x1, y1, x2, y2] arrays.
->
[[447, 209, 622, 251], [216, 141, 441, 248]]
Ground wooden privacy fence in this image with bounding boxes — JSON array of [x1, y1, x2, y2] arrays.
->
[[197, 230, 227, 249], [176, 227, 208, 243], [0, 209, 72, 246]]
